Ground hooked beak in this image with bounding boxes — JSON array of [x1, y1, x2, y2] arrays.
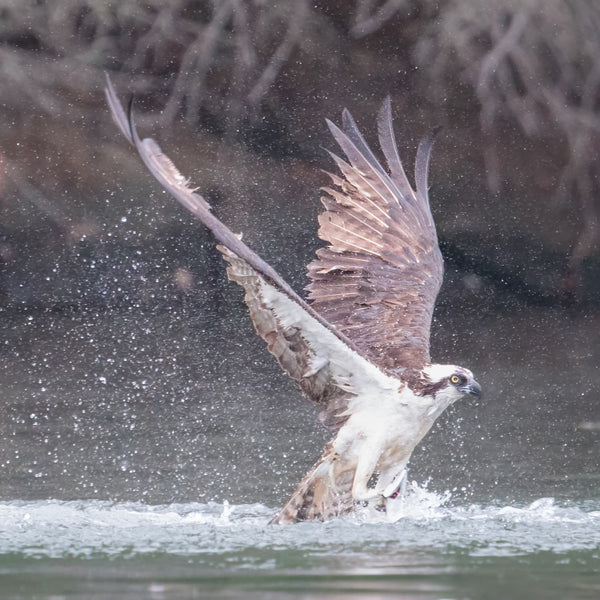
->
[[460, 379, 482, 398]]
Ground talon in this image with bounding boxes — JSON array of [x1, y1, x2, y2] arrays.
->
[[383, 469, 407, 499]]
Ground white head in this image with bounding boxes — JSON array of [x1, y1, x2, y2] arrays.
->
[[405, 364, 481, 406]]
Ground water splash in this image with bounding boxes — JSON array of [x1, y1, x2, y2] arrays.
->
[[0, 484, 598, 561]]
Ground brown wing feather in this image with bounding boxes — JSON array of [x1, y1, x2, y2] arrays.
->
[[219, 245, 353, 428], [307, 103, 443, 371]]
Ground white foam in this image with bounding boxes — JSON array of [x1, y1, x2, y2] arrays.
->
[[0, 490, 598, 559]]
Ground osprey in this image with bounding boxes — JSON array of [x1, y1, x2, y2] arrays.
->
[[105, 76, 481, 524]]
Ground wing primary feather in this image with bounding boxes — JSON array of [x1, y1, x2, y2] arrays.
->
[[325, 131, 424, 230], [326, 120, 402, 209], [323, 204, 387, 238], [104, 73, 134, 145], [341, 108, 388, 180], [327, 220, 384, 248], [328, 234, 380, 255], [414, 126, 442, 226], [377, 97, 416, 202], [323, 189, 388, 230], [325, 151, 390, 219]]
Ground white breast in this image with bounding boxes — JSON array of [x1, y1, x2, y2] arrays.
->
[[332, 385, 441, 497]]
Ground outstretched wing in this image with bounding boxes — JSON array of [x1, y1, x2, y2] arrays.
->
[[104, 75, 398, 428], [307, 99, 443, 371]]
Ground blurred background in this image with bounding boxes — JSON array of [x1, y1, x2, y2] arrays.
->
[[0, 0, 598, 507]]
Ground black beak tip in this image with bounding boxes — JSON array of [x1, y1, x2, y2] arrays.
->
[[462, 381, 482, 399]]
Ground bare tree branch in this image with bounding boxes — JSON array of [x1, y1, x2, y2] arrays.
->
[[247, 0, 309, 109], [417, 0, 600, 277], [351, 0, 408, 38], [161, 0, 236, 126]]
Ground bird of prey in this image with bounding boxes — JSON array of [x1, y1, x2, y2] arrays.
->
[[105, 76, 481, 524]]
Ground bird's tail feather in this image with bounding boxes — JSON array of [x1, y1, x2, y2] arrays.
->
[[270, 444, 355, 524]]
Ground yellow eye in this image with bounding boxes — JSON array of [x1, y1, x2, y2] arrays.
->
[[450, 375, 461, 384]]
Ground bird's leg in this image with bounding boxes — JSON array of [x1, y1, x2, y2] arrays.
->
[[351, 454, 382, 501], [383, 468, 408, 499]]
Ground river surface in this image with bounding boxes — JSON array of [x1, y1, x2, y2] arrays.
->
[[0, 303, 598, 599]]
